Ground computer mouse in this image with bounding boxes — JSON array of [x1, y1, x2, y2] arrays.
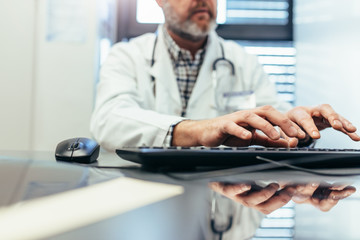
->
[[55, 137, 100, 164]]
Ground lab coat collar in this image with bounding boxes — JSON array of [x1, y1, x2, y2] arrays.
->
[[187, 30, 221, 109], [147, 26, 182, 109]]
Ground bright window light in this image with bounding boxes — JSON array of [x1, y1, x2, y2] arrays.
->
[[136, 0, 227, 24], [136, 0, 164, 24]]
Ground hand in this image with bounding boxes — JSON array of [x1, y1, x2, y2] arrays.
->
[[209, 182, 296, 215], [286, 104, 360, 142], [292, 182, 356, 212], [172, 105, 305, 147]]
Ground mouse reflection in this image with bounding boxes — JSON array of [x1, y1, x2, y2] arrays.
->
[[209, 181, 356, 214]]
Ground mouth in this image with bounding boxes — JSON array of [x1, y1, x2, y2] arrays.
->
[[191, 7, 212, 18]]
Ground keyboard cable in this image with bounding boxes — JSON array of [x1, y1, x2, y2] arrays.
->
[[163, 155, 360, 181]]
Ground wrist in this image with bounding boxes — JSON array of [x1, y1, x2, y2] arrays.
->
[[172, 120, 202, 146]]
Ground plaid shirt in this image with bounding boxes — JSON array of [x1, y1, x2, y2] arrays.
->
[[163, 27, 206, 117], [162, 27, 207, 146]]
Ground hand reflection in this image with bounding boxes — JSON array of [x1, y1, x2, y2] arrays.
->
[[292, 182, 356, 212], [209, 182, 296, 215], [209, 181, 356, 214]]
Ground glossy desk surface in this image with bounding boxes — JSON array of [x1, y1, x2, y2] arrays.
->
[[0, 150, 360, 240]]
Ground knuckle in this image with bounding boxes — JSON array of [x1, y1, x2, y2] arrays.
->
[[260, 191, 273, 200], [298, 118, 309, 126], [261, 105, 275, 112], [209, 182, 220, 191], [222, 186, 233, 196], [222, 121, 232, 131], [263, 123, 275, 133], [241, 111, 252, 120], [321, 103, 331, 109], [280, 117, 291, 126], [328, 113, 340, 120]]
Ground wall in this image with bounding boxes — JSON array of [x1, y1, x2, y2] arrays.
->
[[0, 0, 114, 151], [32, 0, 99, 151], [294, 0, 360, 148], [0, 0, 35, 150]]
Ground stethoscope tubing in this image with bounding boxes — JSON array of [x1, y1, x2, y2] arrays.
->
[[150, 35, 235, 78], [150, 33, 250, 112]]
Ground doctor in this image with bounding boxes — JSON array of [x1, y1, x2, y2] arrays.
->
[[91, 0, 359, 151], [91, 0, 359, 238]]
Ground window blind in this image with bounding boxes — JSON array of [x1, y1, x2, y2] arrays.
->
[[225, 0, 290, 25]]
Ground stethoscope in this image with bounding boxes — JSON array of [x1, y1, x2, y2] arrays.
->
[[210, 191, 235, 240], [150, 35, 235, 81], [150, 34, 254, 113]]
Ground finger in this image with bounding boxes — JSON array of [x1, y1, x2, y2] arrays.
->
[[250, 132, 290, 148], [335, 117, 360, 141], [317, 104, 343, 130], [234, 111, 282, 140], [254, 106, 303, 138], [222, 121, 253, 140], [209, 182, 252, 198], [288, 108, 321, 139], [328, 186, 356, 200], [236, 183, 279, 207], [317, 198, 339, 212], [288, 137, 299, 148], [317, 105, 360, 141], [339, 116, 357, 133], [329, 183, 353, 191], [256, 186, 296, 215], [345, 131, 360, 141], [316, 187, 356, 212], [292, 183, 320, 203], [279, 129, 299, 148]]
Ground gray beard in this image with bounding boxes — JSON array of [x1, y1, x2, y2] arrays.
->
[[163, 2, 217, 42]]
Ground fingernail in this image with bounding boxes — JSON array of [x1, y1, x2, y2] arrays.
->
[[270, 183, 280, 190], [311, 183, 319, 188], [242, 131, 251, 139], [241, 184, 251, 191], [312, 131, 320, 138]]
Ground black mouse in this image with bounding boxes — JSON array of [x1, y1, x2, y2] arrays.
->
[[55, 137, 100, 164]]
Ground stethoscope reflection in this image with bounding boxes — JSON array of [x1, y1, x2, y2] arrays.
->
[[210, 191, 234, 240]]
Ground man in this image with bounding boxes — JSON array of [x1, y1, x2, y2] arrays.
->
[[90, 0, 359, 238], [91, 0, 359, 150]]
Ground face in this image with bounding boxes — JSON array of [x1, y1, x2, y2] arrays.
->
[[159, 0, 217, 41]]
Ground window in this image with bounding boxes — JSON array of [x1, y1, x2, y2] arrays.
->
[[117, 0, 293, 41], [240, 40, 296, 105]]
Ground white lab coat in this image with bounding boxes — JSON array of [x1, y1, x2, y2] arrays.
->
[[90, 26, 291, 151], [90, 26, 291, 240]]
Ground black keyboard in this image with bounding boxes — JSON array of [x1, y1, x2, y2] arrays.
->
[[116, 147, 360, 170]]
